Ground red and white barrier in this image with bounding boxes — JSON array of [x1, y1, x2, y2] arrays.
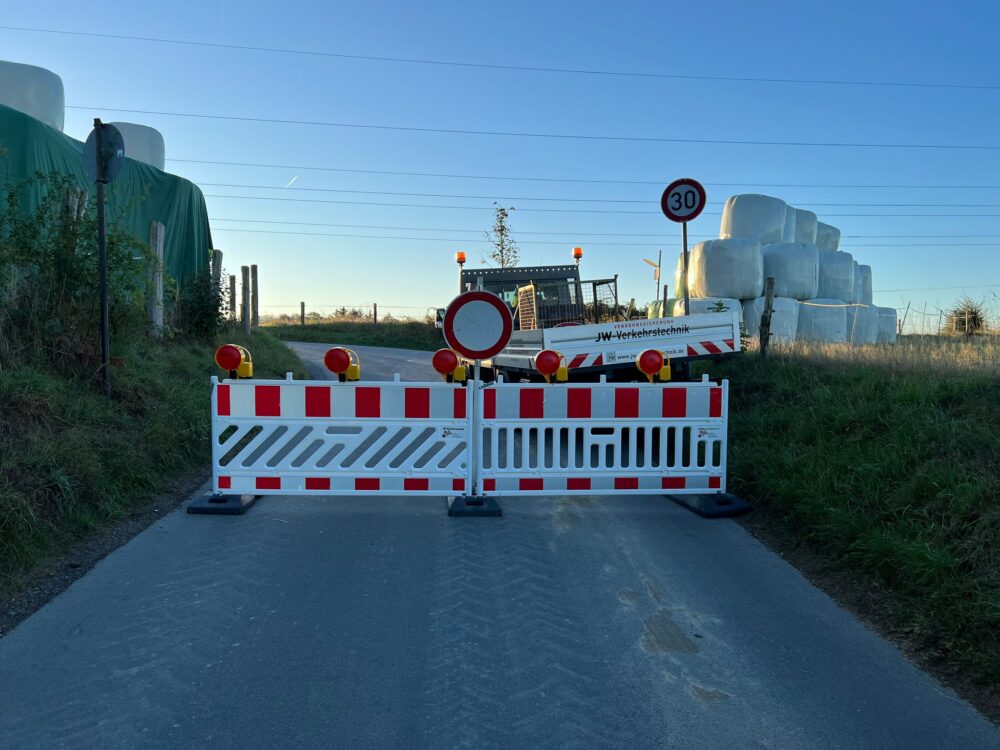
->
[[212, 375, 472, 495], [210, 374, 729, 500], [477, 376, 727, 495]]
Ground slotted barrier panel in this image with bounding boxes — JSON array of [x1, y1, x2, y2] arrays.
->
[[212, 375, 473, 495], [477, 376, 728, 496]]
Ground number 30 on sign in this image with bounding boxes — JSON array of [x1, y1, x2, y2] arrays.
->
[[660, 178, 706, 223]]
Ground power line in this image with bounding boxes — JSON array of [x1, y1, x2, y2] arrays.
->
[[210, 225, 999, 248], [170, 158, 1000, 190], [7, 25, 999, 92], [203, 193, 1000, 217], [66, 105, 1000, 151], [199, 182, 1000, 207], [211, 217, 1000, 239]]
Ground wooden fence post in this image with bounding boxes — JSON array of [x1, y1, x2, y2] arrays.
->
[[759, 277, 775, 358], [250, 264, 259, 328], [373, 303, 378, 326], [241, 266, 251, 336], [300, 301, 306, 326], [229, 275, 236, 319], [212, 249, 223, 290], [147, 221, 165, 339]]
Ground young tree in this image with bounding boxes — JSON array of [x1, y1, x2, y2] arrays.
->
[[484, 203, 519, 268]]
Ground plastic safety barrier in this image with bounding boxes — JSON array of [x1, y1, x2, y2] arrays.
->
[[477, 376, 727, 495], [212, 375, 472, 495], [210, 374, 729, 499]]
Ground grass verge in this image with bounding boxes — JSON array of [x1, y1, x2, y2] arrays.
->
[[0, 329, 306, 593], [700, 338, 1000, 689], [266, 319, 443, 351]]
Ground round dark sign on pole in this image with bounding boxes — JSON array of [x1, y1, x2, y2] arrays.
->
[[660, 178, 707, 223], [442, 291, 513, 360]]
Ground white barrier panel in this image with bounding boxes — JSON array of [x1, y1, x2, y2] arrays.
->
[[212, 376, 473, 495], [477, 377, 728, 496]]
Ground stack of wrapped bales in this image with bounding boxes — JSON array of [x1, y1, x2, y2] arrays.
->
[[877, 307, 898, 343], [669, 191, 892, 345]]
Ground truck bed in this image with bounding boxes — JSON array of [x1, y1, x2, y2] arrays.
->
[[482, 311, 741, 375]]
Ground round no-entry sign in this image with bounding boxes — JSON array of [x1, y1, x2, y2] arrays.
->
[[442, 291, 513, 360], [661, 178, 707, 223]]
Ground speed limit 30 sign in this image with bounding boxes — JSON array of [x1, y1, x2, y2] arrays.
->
[[660, 178, 706, 223]]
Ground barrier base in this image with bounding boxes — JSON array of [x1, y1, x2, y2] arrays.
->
[[668, 493, 750, 519], [447, 495, 502, 517], [187, 493, 259, 515]]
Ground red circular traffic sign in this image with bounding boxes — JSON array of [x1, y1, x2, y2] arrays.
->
[[442, 291, 513, 360], [660, 178, 707, 223]]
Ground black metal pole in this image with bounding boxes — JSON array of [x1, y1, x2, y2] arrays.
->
[[95, 118, 110, 398]]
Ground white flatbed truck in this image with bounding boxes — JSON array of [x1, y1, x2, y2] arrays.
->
[[455, 264, 741, 382]]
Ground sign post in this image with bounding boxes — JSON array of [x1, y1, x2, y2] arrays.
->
[[83, 119, 125, 397], [441, 290, 513, 516], [660, 177, 707, 319]]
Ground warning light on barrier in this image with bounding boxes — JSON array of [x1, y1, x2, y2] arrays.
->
[[215, 344, 253, 378], [572, 246, 583, 264], [636, 349, 665, 383], [432, 348, 460, 378], [535, 349, 565, 384], [455, 251, 467, 266], [324, 347, 360, 382]]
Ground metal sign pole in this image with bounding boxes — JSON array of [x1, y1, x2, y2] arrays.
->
[[682, 221, 690, 317], [471, 360, 481, 495], [95, 118, 111, 398]]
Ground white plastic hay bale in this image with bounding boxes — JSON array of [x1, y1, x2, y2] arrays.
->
[[858, 264, 873, 305], [720, 194, 787, 244], [672, 252, 687, 301], [850, 261, 863, 304], [794, 209, 818, 244], [847, 305, 879, 345], [674, 297, 743, 322], [761, 242, 819, 300], [109, 122, 166, 170], [0, 60, 64, 131], [816, 222, 841, 252], [817, 251, 855, 301], [687, 238, 763, 300], [797, 299, 848, 343], [646, 298, 676, 319], [877, 307, 898, 343], [780, 206, 797, 242], [741, 296, 799, 343]]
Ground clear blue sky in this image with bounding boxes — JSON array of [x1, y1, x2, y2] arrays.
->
[[2, 0, 998, 331]]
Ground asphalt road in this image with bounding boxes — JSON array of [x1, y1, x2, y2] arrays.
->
[[1, 344, 997, 749]]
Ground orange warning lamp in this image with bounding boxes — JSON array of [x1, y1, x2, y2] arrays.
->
[[215, 344, 253, 378], [324, 347, 361, 382], [455, 251, 467, 267], [636, 349, 665, 383], [572, 246, 583, 264]]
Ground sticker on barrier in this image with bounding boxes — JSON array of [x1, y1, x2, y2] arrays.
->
[[211, 375, 473, 495], [476, 376, 727, 496]]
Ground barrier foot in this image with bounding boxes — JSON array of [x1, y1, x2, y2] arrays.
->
[[668, 493, 750, 519], [447, 495, 502, 517], [187, 493, 259, 515]]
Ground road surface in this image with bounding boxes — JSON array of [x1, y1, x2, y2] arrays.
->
[[1, 344, 996, 749]]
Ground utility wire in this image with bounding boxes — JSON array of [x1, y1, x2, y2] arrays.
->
[[7, 25, 999, 91], [209, 226, 998, 248], [210, 217, 1000, 239], [198, 182, 1000, 207], [170, 158, 1000, 190], [203, 193, 1000, 217], [65, 105, 1000, 151]]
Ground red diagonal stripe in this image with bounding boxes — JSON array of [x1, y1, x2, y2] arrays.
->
[[702, 341, 722, 355], [687, 345, 698, 356], [568, 354, 587, 369], [723, 339, 735, 350]]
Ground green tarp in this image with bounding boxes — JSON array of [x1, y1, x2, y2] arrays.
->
[[0, 102, 212, 285]]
